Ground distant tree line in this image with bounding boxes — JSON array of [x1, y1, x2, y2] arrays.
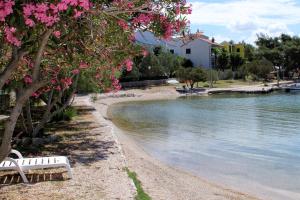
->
[[121, 33, 300, 88], [214, 34, 300, 81]]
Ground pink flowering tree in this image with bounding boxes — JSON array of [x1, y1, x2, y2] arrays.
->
[[0, 0, 191, 162]]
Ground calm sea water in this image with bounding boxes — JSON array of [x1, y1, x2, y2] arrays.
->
[[110, 93, 300, 200]]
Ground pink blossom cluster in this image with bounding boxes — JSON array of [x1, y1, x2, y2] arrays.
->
[[24, 75, 33, 84], [57, 0, 91, 16], [4, 27, 21, 47], [142, 49, 148, 57], [123, 59, 133, 71], [0, 0, 14, 21], [72, 69, 80, 75], [53, 31, 61, 38], [22, 0, 91, 27], [132, 13, 153, 26], [111, 77, 121, 91], [23, 3, 59, 27], [79, 61, 89, 69], [117, 20, 129, 30], [157, 15, 174, 39], [175, 1, 192, 15], [61, 77, 73, 89]]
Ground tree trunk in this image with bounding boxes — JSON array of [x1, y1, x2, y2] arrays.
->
[[32, 75, 78, 137], [25, 100, 34, 135], [32, 29, 53, 82], [32, 90, 56, 137], [0, 82, 45, 162], [0, 48, 28, 90]]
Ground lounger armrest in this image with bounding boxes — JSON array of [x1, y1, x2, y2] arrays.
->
[[10, 149, 23, 159]]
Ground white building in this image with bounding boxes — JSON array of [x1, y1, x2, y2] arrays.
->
[[135, 31, 221, 68]]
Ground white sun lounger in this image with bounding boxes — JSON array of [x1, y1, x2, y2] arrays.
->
[[0, 149, 72, 183]]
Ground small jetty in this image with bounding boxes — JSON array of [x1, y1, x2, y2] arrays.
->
[[176, 82, 295, 96], [207, 86, 277, 94]]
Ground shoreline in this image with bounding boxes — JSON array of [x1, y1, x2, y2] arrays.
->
[[92, 86, 260, 200]]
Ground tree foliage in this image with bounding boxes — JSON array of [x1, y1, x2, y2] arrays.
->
[[245, 59, 273, 80], [121, 51, 184, 81], [176, 67, 207, 89], [216, 49, 229, 71], [0, 0, 191, 162]]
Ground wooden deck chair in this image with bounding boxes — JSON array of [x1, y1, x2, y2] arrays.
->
[[0, 149, 72, 183]]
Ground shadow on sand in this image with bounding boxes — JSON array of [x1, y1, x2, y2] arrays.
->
[[0, 105, 115, 186]]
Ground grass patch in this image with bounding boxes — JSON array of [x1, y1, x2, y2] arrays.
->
[[125, 167, 151, 200], [190, 80, 262, 88]]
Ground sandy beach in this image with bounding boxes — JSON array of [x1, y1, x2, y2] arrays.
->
[[93, 86, 260, 200]]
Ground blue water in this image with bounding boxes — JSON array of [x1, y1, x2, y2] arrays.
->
[[110, 93, 300, 200]]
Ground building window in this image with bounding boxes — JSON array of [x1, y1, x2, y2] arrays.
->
[[170, 49, 174, 54], [237, 48, 240, 53], [186, 48, 191, 54]]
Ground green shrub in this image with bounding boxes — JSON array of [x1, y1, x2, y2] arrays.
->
[[218, 69, 233, 80], [52, 107, 77, 122]]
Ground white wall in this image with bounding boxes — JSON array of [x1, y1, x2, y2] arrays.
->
[[180, 40, 212, 68], [135, 31, 213, 68], [165, 39, 212, 68]]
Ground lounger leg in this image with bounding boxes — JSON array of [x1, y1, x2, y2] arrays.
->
[[65, 160, 73, 179], [17, 168, 29, 183], [6, 158, 29, 183]]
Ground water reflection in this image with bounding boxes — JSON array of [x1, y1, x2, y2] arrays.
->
[[110, 93, 300, 200]]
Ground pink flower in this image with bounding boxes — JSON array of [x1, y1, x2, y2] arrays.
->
[[124, 59, 133, 72], [53, 31, 61, 38], [25, 18, 35, 27], [132, 13, 153, 26], [24, 75, 32, 84], [55, 85, 61, 91], [79, 61, 89, 69], [31, 92, 40, 98], [51, 79, 57, 84], [61, 77, 73, 89], [72, 69, 80, 75], [95, 73, 101, 79], [142, 50, 148, 57], [74, 9, 83, 18], [117, 20, 129, 30], [4, 26, 21, 47], [127, 2, 134, 9], [0, 0, 15, 22]]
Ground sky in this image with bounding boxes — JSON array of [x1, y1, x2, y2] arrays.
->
[[187, 0, 300, 44]]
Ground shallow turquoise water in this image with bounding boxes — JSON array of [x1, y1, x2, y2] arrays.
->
[[110, 93, 300, 200]]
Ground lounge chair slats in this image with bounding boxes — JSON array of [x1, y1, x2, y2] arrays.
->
[[0, 150, 72, 183]]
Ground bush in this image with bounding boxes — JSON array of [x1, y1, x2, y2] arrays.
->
[[77, 71, 100, 93], [218, 69, 233, 80], [176, 67, 207, 89], [52, 107, 77, 122], [121, 50, 185, 82], [206, 69, 219, 83], [245, 58, 273, 80]]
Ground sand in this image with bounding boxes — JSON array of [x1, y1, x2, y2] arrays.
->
[[0, 98, 136, 200], [93, 86, 260, 200]]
